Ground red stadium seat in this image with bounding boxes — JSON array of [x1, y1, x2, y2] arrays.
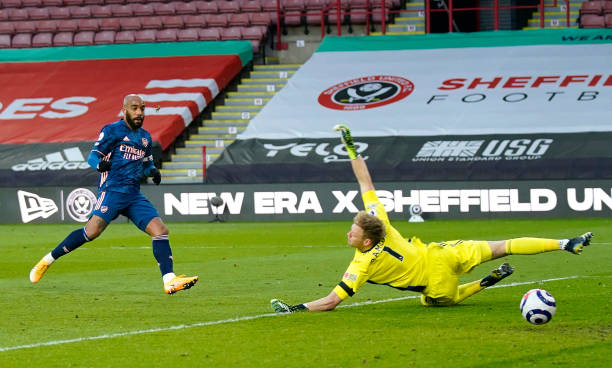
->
[[184, 14, 207, 28], [78, 18, 100, 32], [262, 0, 282, 11], [3, 0, 23, 7], [177, 28, 199, 41], [57, 19, 79, 32], [69, 6, 92, 19], [0, 34, 10, 48], [32, 32, 53, 47], [220, 26, 242, 40], [37, 20, 58, 33], [124, 0, 146, 3], [64, 0, 85, 5], [241, 26, 262, 40], [580, 1, 604, 15], [9, 8, 29, 21], [162, 15, 184, 29], [249, 12, 271, 26], [120, 17, 141, 30], [581, 14, 605, 28], [12, 33, 33, 48], [241, 0, 262, 12], [195, 0, 218, 14], [94, 30, 115, 44], [153, 2, 175, 15], [0, 22, 15, 35], [606, 14, 612, 27], [0, 9, 9, 22], [15, 21, 37, 34], [83, 0, 105, 4], [174, 1, 197, 15], [99, 18, 121, 31], [111, 4, 133, 17], [284, 11, 302, 26], [206, 13, 229, 27], [285, 0, 306, 11], [132, 3, 155, 16], [91, 5, 113, 18], [115, 30, 135, 43], [305, 0, 327, 10], [156, 28, 178, 41], [218, 0, 241, 13], [370, 0, 393, 9], [605, 2, 612, 15], [141, 16, 162, 29], [52, 31, 73, 46], [105, 0, 125, 4], [198, 27, 220, 41], [42, 0, 63, 6], [74, 30, 95, 45], [134, 29, 156, 42], [229, 13, 250, 26], [27, 8, 50, 20]]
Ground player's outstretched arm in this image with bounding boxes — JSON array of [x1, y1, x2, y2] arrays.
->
[[271, 291, 342, 313], [334, 124, 375, 194]]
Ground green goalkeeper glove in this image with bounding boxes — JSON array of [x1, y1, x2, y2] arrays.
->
[[333, 124, 357, 160], [270, 299, 307, 313]]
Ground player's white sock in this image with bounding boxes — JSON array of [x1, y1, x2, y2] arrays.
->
[[43, 252, 55, 265], [162, 272, 176, 284]]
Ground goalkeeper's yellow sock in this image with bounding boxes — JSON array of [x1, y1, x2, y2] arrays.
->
[[454, 280, 485, 304], [505, 238, 561, 255]]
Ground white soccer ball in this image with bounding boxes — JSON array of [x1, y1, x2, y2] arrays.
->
[[520, 289, 556, 325]]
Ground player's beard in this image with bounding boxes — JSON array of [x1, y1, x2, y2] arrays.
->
[[125, 111, 144, 130]]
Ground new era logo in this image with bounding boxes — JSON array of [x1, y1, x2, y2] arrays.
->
[[17, 190, 58, 223], [416, 141, 484, 158]]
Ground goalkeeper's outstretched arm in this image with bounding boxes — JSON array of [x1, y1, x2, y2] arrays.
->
[[334, 124, 375, 194], [271, 291, 342, 314]]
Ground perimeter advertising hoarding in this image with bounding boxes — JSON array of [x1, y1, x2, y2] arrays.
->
[[1, 181, 611, 224]]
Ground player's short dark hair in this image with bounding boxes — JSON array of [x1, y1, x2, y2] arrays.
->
[[353, 211, 385, 245]]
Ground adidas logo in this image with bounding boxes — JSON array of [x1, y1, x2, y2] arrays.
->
[[11, 147, 90, 172], [17, 190, 58, 223], [123, 136, 130, 141]]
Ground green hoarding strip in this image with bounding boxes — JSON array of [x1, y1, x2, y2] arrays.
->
[[316, 29, 612, 52], [0, 40, 253, 66]]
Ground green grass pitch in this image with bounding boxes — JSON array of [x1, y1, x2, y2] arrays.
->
[[1, 218, 610, 367]]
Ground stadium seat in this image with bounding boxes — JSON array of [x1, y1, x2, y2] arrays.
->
[[12, 33, 32, 48], [3, 0, 23, 7], [9, 8, 29, 21], [57, 19, 79, 32], [124, 0, 146, 3], [115, 30, 135, 43], [134, 29, 156, 42], [78, 18, 100, 32], [605, 2, 612, 14], [0, 22, 15, 35], [198, 27, 220, 40], [132, 4, 155, 16], [305, 0, 327, 10], [64, 0, 85, 5], [370, 0, 393, 9], [14, 21, 37, 34], [220, 26, 242, 40], [52, 31, 73, 46], [111, 4, 133, 17], [74, 30, 95, 45], [306, 10, 325, 26], [153, 2, 175, 15], [229, 13, 251, 27], [241, 25, 262, 40], [284, 11, 302, 26], [22, 0, 42, 4], [42, 0, 63, 6], [0, 9, 8, 22], [184, 14, 207, 28], [174, 1, 197, 15], [206, 13, 229, 27], [249, 12, 271, 26], [581, 14, 605, 28], [156, 28, 178, 41], [606, 14, 612, 27], [162, 15, 184, 29], [241, 0, 263, 12], [94, 30, 115, 44], [371, 9, 391, 23], [105, 0, 125, 4], [83, 0, 105, 4], [37, 20, 58, 33], [141, 16, 162, 29], [177, 27, 199, 41], [99, 18, 121, 31], [120, 17, 141, 30], [0, 34, 10, 48], [581, 1, 604, 15], [195, 0, 219, 14], [91, 5, 113, 18], [218, 0, 241, 13], [284, 0, 305, 12], [262, 0, 282, 11], [69, 6, 92, 19], [27, 8, 50, 20], [32, 32, 53, 47]]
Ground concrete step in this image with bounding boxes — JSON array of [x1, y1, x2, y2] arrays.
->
[[250, 70, 296, 79], [198, 126, 245, 134], [226, 91, 276, 98], [394, 17, 426, 25], [224, 97, 272, 106], [388, 23, 425, 32], [160, 168, 205, 177], [211, 111, 258, 120], [522, 25, 578, 30], [170, 153, 206, 162], [237, 83, 285, 92], [371, 30, 425, 35], [163, 161, 202, 169], [148, 176, 204, 184], [176, 147, 225, 155], [240, 78, 289, 85], [184, 139, 235, 148], [216, 104, 263, 113], [527, 18, 578, 26], [202, 119, 250, 127], [253, 64, 301, 71]]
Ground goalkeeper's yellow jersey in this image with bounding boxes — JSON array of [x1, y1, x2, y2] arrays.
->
[[333, 190, 430, 300]]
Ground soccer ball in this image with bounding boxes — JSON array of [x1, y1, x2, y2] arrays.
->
[[520, 289, 556, 325]]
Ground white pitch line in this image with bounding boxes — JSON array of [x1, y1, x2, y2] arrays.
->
[[0, 275, 596, 353]]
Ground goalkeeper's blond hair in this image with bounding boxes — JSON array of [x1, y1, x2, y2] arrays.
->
[[353, 211, 385, 245]]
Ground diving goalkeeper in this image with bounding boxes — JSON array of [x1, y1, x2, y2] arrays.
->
[[271, 124, 592, 313]]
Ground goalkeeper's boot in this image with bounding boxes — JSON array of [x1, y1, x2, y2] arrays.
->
[[29, 258, 51, 283], [333, 124, 357, 159], [480, 262, 514, 287], [564, 232, 593, 255], [164, 274, 199, 295]]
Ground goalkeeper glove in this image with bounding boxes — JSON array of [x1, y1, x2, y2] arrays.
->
[[96, 161, 111, 172], [333, 124, 357, 159], [270, 299, 307, 313], [151, 168, 161, 185]]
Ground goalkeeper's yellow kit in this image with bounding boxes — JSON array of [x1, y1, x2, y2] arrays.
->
[[333, 190, 492, 304]]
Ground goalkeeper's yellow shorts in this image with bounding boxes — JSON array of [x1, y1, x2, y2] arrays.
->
[[421, 240, 492, 305]]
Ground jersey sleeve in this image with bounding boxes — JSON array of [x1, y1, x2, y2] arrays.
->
[[332, 259, 370, 300], [362, 190, 390, 227], [91, 125, 116, 157], [142, 132, 156, 174]]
